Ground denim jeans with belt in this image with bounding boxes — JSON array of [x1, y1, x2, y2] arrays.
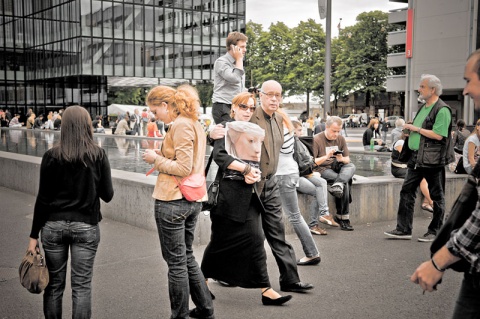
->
[[41, 221, 100, 319], [277, 174, 319, 258], [297, 174, 331, 228], [154, 199, 213, 319]]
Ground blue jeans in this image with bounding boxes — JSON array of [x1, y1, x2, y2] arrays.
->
[[452, 273, 480, 319], [297, 174, 331, 228], [41, 221, 100, 319], [320, 163, 356, 218], [396, 165, 445, 235], [277, 174, 319, 258], [154, 199, 214, 319]]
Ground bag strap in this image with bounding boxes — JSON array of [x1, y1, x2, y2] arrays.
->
[[205, 154, 213, 176]]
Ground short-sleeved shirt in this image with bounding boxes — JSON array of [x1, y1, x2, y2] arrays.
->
[[408, 103, 451, 151], [463, 134, 480, 170], [313, 132, 349, 173]]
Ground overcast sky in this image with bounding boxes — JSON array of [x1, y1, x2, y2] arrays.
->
[[245, 0, 406, 37]]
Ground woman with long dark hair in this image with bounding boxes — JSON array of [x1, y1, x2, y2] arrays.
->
[[27, 105, 114, 318], [142, 85, 214, 319]]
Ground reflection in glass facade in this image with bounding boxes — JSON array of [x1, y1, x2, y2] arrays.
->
[[0, 0, 245, 116]]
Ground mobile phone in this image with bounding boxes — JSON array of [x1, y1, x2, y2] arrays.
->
[[402, 128, 410, 134], [333, 150, 343, 155]]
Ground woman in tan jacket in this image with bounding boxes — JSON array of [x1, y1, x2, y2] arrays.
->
[[142, 85, 213, 319]]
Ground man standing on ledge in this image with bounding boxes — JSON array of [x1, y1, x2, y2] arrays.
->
[[212, 32, 247, 124], [385, 74, 452, 242]]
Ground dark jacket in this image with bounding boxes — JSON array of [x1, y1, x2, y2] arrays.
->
[[415, 98, 453, 168], [30, 148, 114, 238], [362, 127, 382, 146], [211, 131, 261, 223], [249, 108, 284, 194]]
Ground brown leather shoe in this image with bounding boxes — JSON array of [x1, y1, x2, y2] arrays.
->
[[309, 225, 327, 235], [319, 214, 340, 227]]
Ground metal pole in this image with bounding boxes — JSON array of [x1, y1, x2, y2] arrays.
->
[[324, 0, 331, 118]]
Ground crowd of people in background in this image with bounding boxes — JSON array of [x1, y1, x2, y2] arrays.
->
[[11, 30, 480, 318]]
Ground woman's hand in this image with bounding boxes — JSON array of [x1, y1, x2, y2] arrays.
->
[[244, 168, 261, 184], [143, 149, 159, 164], [27, 238, 39, 254]]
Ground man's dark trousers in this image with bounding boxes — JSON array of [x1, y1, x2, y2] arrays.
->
[[259, 176, 300, 286], [396, 158, 445, 235], [212, 103, 232, 124]]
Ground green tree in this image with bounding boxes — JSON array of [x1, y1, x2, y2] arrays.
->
[[285, 19, 325, 113], [250, 22, 293, 86], [245, 21, 267, 88], [109, 87, 145, 105], [335, 11, 392, 111], [196, 81, 214, 113]]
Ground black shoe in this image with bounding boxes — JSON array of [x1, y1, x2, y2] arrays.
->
[[261, 288, 292, 306], [214, 279, 236, 287], [334, 216, 354, 231], [297, 256, 321, 266], [189, 308, 214, 319], [280, 282, 314, 293]]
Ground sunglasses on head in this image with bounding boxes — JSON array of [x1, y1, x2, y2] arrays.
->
[[238, 104, 256, 112]]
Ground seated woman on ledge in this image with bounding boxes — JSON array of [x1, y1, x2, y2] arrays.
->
[[362, 118, 385, 151]]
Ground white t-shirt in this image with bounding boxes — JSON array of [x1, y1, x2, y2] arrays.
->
[[463, 134, 480, 170]]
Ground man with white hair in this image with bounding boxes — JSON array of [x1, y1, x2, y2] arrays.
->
[[385, 74, 452, 242], [390, 118, 406, 145]]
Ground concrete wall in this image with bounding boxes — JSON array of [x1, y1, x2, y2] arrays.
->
[[0, 151, 468, 245]]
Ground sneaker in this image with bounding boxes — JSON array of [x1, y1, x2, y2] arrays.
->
[[309, 225, 328, 235], [319, 214, 340, 227], [333, 216, 354, 231], [418, 232, 436, 242], [328, 183, 344, 198], [384, 229, 412, 239]]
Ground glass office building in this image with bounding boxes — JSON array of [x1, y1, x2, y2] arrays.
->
[[0, 0, 246, 116]]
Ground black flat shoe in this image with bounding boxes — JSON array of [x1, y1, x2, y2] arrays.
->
[[261, 288, 292, 306], [297, 256, 321, 266], [280, 281, 314, 293], [189, 308, 215, 319]]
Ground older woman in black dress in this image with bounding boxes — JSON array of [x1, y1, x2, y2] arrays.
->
[[201, 92, 291, 306]]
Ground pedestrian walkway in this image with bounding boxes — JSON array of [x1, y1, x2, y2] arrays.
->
[[1, 186, 462, 319]]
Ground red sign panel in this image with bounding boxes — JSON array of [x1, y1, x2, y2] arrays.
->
[[406, 9, 414, 58]]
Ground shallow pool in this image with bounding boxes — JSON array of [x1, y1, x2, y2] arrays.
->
[[0, 128, 393, 178]]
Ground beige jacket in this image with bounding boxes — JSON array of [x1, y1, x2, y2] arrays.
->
[[151, 115, 207, 202]]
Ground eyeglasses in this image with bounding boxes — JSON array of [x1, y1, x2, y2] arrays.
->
[[260, 91, 282, 99], [476, 123, 480, 126], [238, 104, 256, 112]]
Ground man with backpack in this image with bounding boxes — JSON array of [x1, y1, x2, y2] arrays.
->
[[410, 49, 480, 319]]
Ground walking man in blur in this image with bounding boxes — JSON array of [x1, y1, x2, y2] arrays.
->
[[384, 74, 452, 242], [411, 48, 480, 319], [212, 32, 247, 124]]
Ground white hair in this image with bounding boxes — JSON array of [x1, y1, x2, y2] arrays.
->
[[395, 118, 405, 128], [420, 74, 443, 96]]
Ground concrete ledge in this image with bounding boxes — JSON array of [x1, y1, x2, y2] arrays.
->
[[0, 151, 468, 245]]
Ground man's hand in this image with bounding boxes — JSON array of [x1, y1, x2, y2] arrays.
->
[[230, 44, 243, 62], [411, 260, 444, 293], [403, 123, 418, 133], [209, 124, 226, 140]]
